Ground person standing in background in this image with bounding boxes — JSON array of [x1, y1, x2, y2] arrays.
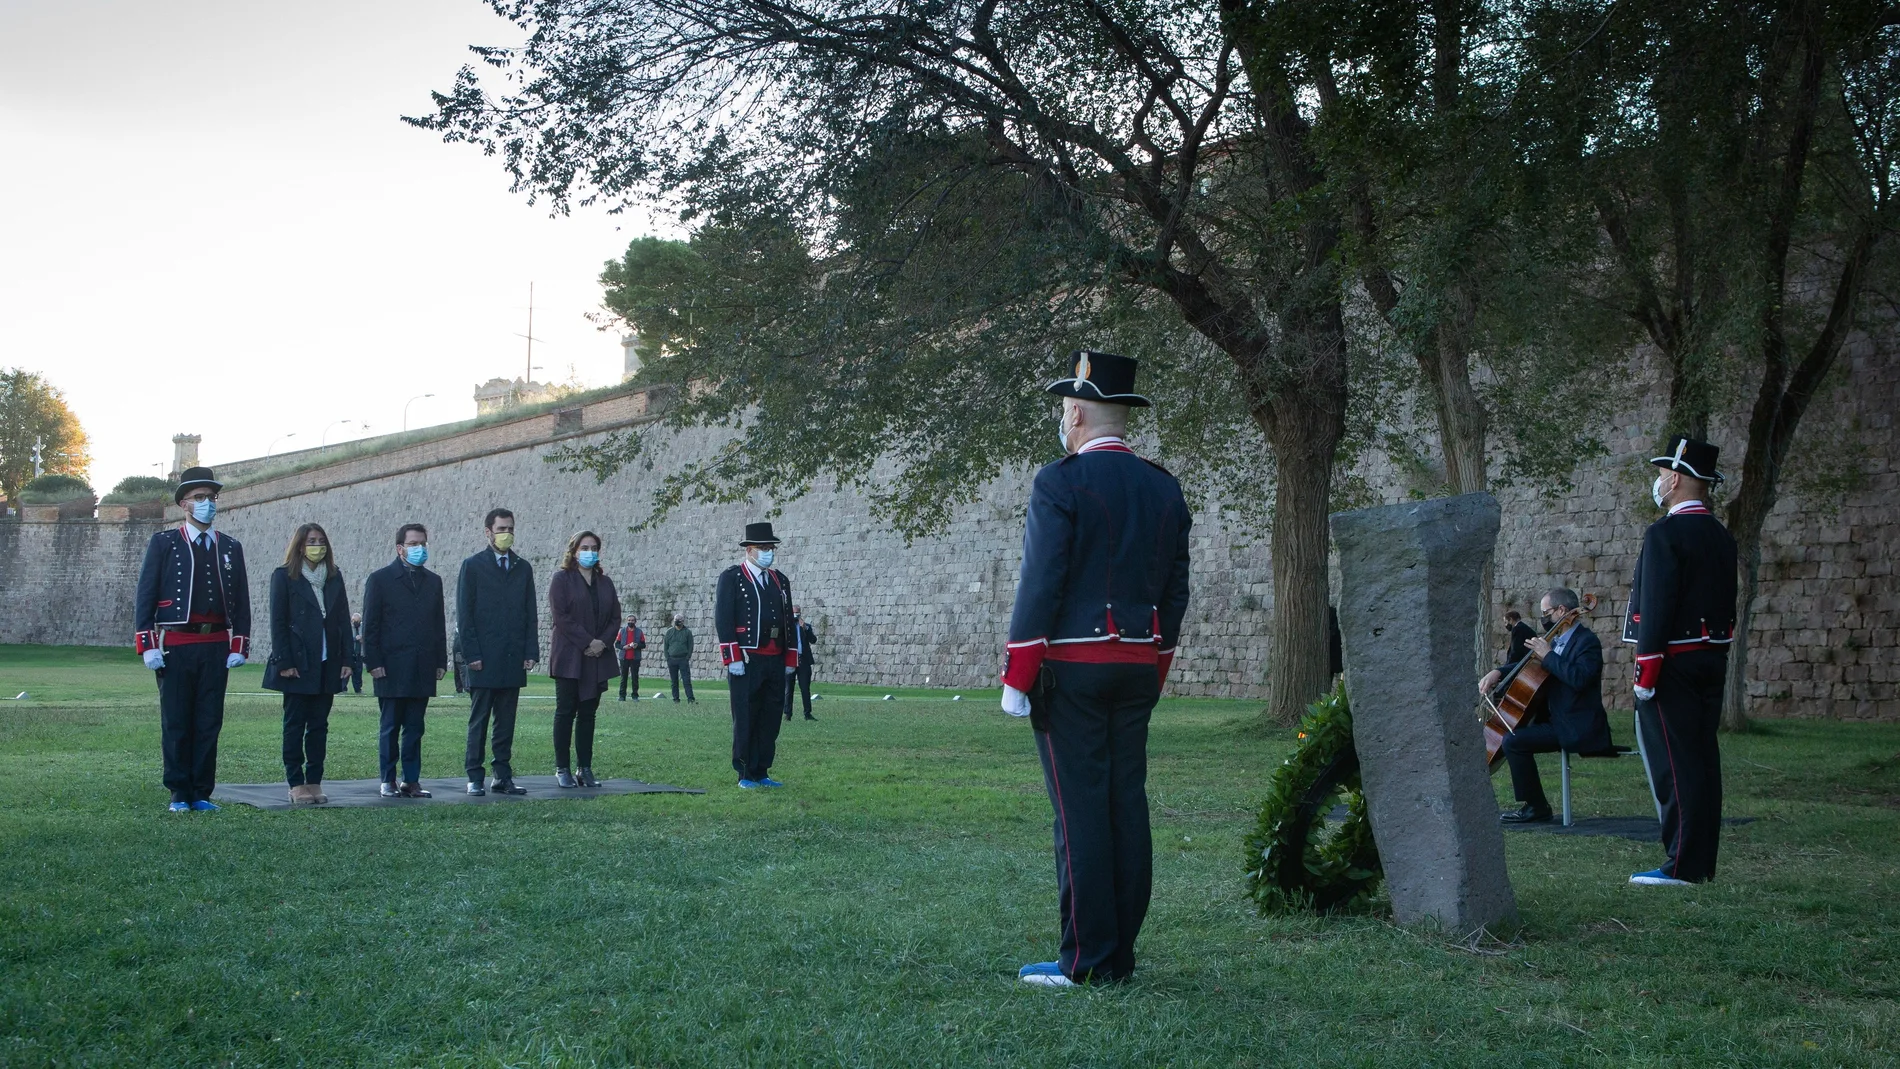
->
[[548, 531, 622, 787], [133, 467, 251, 813], [615, 613, 646, 701], [458, 507, 539, 797], [264, 522, 353, 806], [1502, 610, 1536, 667], [783, 608, 817, 722], [664, 613, 696, 703], [362, 523, 447, 799]]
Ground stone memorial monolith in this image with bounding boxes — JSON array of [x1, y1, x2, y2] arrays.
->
[[1331, 492, 1518, 933]]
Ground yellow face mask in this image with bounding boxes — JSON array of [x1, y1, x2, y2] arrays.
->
[[304, 544, 327, 563], [493, 532, 515, 552]]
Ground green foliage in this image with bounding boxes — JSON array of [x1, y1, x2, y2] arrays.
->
[[100, 475, 173, 505], [0, 369, 90, 504], [1243, 680, 1382, 914], [17, 472, 92, 505]]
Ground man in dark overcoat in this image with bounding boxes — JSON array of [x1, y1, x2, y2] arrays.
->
[[1002, 351, 1191, 988], [1479, 588, 1614, 823], [1625, 435, 1738, 885], [714, 522, 800, 787], [362, 522, 448, 798], [133, 467, 251, 812], [458, 507, 540, 795]]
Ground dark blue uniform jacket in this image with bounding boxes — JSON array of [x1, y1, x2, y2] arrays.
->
[[1003, 440, 1192, 691], [1623, 503, 1738, 688], [133, 525, 251, 657]]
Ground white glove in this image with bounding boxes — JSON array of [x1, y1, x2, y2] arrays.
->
[[728, 662, 745, 677], [1634, 685, 1656, 702], [785, 665, 796, 675], [226, 653, 247, 669], [1001, 685, 1031, 718], [142, 649, 165, 670]]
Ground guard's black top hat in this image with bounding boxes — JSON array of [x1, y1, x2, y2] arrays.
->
[[173, 466, 222, 503], [741, 521, 780, 546], [1046, 350, 1151, 408], [1651, 435, 1723, 483]]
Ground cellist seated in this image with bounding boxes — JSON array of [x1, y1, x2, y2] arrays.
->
[[1479, 587, 1614, 824]]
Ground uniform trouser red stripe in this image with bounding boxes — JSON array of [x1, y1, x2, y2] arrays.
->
[[1635, 649, 1727, 882], [1032, 660, 1158, 982]]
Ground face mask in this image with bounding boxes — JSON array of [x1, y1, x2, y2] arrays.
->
[[755, 549, 775, 569], [304, 545, 327, 563], [190, 498, 216, 524], [493, 531, 515, 552], [576, 549, 599, 568], [404, 545, 428, 566], [1651, 473, 1668, 508], [1056, 409, 1072, 453], [1540, 614, 1555, 630]]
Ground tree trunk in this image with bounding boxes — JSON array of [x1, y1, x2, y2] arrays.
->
[[1721, 512, 1766, 733]]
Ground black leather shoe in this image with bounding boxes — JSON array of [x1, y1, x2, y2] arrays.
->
[[492, 779, 528, 795], [1500, 803, 1553, 824], [803, 714, 816, 721], [555, 768, 578, 789]]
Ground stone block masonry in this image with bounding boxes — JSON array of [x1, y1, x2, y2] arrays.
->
[[1, 335, 1894, 717]]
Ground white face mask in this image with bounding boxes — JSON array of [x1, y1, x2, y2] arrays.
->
[[1651, 473, 1669, 508], [1056, 407, 1073, 454]]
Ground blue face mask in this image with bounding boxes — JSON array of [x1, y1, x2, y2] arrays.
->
[[404, 544, 428, 566], [755, 549, 775, 569], [576, 550, 600, 569], [190, 498, 217, 524]]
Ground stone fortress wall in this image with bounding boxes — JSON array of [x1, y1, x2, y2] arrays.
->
[[0, 337, 1892, 718]]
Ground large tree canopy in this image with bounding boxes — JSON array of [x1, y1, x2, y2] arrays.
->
[[0, 369, 90, 506]]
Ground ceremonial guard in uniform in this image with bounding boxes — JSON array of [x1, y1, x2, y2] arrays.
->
[[714, 522, 800, 788], [1001, 351, 1192, 987], [1624, 436, 1738, 885], [134, 467, 251, 812]]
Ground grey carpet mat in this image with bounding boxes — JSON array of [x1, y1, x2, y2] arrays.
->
[[1504, 815, 1757, 841], [215, 775, 705, 811]]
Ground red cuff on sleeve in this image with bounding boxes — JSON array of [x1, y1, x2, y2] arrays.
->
[[1001, 641, 1047, 692], [784, 648, 799, 669], [134, 630, 156, 655], [1635, 654, 1663, 689], [719, 642, 742, 665], [230, 634, 250, 658], [1157, 649, 1175, 689]]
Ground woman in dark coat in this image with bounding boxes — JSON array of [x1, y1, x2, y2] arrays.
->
[[547, 530, 622, 787], [262, 522, 353, 805]]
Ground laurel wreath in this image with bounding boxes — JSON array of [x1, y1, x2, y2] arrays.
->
[[1243, 680, 1384, 915]]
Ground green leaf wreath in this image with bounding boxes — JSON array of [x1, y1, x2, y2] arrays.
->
[[1243, 680, 1383, 914]]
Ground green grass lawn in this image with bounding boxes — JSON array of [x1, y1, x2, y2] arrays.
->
[[1, 644, 1896, 1068]]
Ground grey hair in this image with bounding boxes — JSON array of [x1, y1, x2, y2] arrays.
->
[[1544, 587, 1580, 611]]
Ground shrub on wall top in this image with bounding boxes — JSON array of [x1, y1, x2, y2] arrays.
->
[[101, 475, 173, 505], [18, 473, 94, 505]]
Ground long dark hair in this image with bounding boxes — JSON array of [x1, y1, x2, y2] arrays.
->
[[283, 522, 342, 583], [561, 530, 605, 574]]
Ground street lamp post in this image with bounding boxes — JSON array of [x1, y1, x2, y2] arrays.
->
[[320, 420, 354, 449], [266, 433, 297, 457], [403, 393, 435, 432]]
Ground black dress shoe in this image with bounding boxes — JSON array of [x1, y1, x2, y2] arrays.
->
[[803, 714, 816, 721], [492, 779, 529, 795], [1500, 803, 1553, 824]]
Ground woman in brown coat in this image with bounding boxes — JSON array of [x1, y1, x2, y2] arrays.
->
[[547, 531, 623, 786]]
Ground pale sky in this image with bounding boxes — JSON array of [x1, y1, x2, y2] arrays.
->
[[0, 0, 659, 490]]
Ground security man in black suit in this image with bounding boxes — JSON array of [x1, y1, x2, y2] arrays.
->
[[1479, 588, 1613, 823], [362, 522, 449, 798], [457, 507, 539, 796], [1625, 435, 1738, 885], [1002, 351, 1192, 989], [714, 522, 800, 787], [133, 467, 251, 812], [783, 611, 817, 721]]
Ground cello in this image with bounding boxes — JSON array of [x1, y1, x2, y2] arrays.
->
[[1479, 593, 1597, 771]]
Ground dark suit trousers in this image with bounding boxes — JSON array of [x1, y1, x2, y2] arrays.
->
[[553, 676, 601, 769], [782, 663, 813, 718], [1035, 660, 1158, 984], [465, 687, 521, 783], [1501, 722, 1563, 811], [619, 658, 640, 699], [729, 654, 784, 780], [282, 689, 334, 786], [669, 657, 695, 701], [158, 641, 228, 803], [378, 697, 428, 784], [1637, 650, 1727, 882]]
